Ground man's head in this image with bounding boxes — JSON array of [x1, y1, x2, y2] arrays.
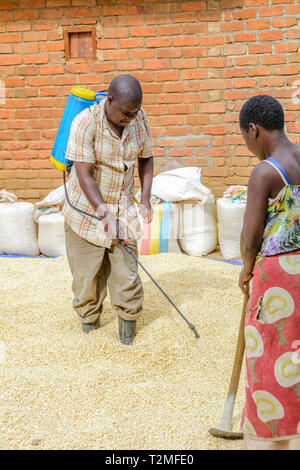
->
[[239, 95, 285, 159], [105, 75, 143, 128]]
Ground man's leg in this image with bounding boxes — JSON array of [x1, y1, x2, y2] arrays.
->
[[64, 221, 108, 330], [107, 239, 144, 344]]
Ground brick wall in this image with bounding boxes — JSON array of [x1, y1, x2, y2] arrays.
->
[[0, 0, 300, 202]]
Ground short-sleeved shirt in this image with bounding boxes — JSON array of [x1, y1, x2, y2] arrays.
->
[[61, 98, 153, 248]]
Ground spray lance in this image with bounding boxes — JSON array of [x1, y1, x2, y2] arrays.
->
[[52, 87, 200, 340]]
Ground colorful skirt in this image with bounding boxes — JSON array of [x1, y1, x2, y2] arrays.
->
[[241, 249, 300, 440]]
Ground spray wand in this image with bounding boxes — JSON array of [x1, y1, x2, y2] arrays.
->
[[63, 170, 199, 340]]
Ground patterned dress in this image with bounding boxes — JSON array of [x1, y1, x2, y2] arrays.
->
[[241, 158, 300, 440]]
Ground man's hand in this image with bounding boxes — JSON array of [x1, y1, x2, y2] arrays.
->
[[238, 268, 252, 294], [139, 198, 152, 223], [102, 211, 120, 244]]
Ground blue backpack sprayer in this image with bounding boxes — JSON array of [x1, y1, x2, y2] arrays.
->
[[50, 86, 199, 339]]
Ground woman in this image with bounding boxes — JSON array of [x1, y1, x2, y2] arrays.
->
[[239, 95, 300, 450]]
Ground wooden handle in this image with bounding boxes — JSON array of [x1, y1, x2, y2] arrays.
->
[[227, 283, 249, 397]]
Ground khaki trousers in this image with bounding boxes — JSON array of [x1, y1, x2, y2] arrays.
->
[[64, 221, 144, 324]]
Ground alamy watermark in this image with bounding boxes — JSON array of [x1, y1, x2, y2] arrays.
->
[[0, 341, 6, 364], [291, 80, 300, 105], [0, 80, 6, 106]]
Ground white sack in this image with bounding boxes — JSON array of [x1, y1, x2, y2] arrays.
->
[[136, 167, 208, 203], [37, 213, 66, 257], [217, 186, 247, 260], [35, 183, 68, 209], [0, 190, 39, 256], [178, 198, 217, 256]]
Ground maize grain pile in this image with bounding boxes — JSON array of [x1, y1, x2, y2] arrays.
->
[[0, 253, 246, 450]]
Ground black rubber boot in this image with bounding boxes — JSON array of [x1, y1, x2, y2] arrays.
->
[[82, 318, 100, 333], [118, 316, 136, 345]]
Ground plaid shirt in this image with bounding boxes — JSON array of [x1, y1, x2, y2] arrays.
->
[[62, 98, 153, 248]]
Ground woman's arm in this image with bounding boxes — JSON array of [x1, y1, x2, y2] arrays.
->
[[239, 164, 270, 292]]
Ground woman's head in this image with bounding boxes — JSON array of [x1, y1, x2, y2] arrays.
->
[[239, 95, 285, 159]]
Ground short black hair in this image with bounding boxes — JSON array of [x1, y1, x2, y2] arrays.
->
[[239, 94, 284, 131], [108, 75, 142, 105]]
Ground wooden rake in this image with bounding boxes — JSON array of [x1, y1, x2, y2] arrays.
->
[[209, 283, 250, 439]]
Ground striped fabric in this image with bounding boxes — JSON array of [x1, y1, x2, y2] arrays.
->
[[140, 202, 181, 255], [61, 98, 153, 248]]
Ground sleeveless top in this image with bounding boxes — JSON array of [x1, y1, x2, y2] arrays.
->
[[258, 157, 300, 257]]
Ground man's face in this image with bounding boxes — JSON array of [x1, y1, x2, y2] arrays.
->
[[106, 97, 141, 127]]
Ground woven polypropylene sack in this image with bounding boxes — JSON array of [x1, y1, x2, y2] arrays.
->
[[177, 199, 217, 256], [217, 186, 247, 260], [138, 202, 181, 255], [37, 213, 66, 257], [0, 201, 39, 256]]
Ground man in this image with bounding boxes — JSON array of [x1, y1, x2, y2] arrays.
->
[[62, 75, 153, 345]]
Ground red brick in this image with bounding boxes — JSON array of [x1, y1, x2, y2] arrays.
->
[[171, 58, 197, 69], [201, 58, 226, 68], [262, 55, 286, 65], [246, 19, 270, 29], [273, 65, 299, 75], [182, 24, 207, 34], [23, 54, 49, 64], [172, 36, 198, 47], [119, 38, 144, 49], [40, 65, 64, 75], [103, 27, 128, 39], [199, 36, 224, 46], [245, 0, 268, 5], [145, 37, 172, 48], [40, 42, 65, 52], [232, 8, 256, 19], [7, 22, 31, 31], [96, 39, 116, 50], [235, 56, 259, 66], [286, 30, 300, 39], [0, 55, 22, 66], [248, 66, 271, 77], [157, 25, 181, 36], [274, 43, 298, 53], [14, 10, 38, 20], [224, 44, 247, 56], [130, 26, 156, 37], [233, 32, 257, 42], [234, 78, 257, 88], [144, 60, 169, 70], [286, 5, 300, 14], [0, 0, 19, 8], [102, 5, 127, 16], [259, 5, 283, 16], [181, 70, 206, 80], [259, 30, 283, 41], [1, 33, 21, 43], [202, 103, 226, 113], [181, 1, 206, 11], [248, 44, 272, 54], [273, 18, 297, 28], [259, 76, 285, 87], [222, 21, 245, 32], [183, 47, 208, 58], [23, 31, 48, 41]]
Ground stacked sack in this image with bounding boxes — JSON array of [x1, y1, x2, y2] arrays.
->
[[34, 184, 68, 258], [217, 186, 247, 259], [136, 167, 217, 256], [0, 190, 39, 256]]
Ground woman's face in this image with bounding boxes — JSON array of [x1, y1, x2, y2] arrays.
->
[[241, 125, 265, 160]]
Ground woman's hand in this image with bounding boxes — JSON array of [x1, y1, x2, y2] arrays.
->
[[239, 268, 253, 294]]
